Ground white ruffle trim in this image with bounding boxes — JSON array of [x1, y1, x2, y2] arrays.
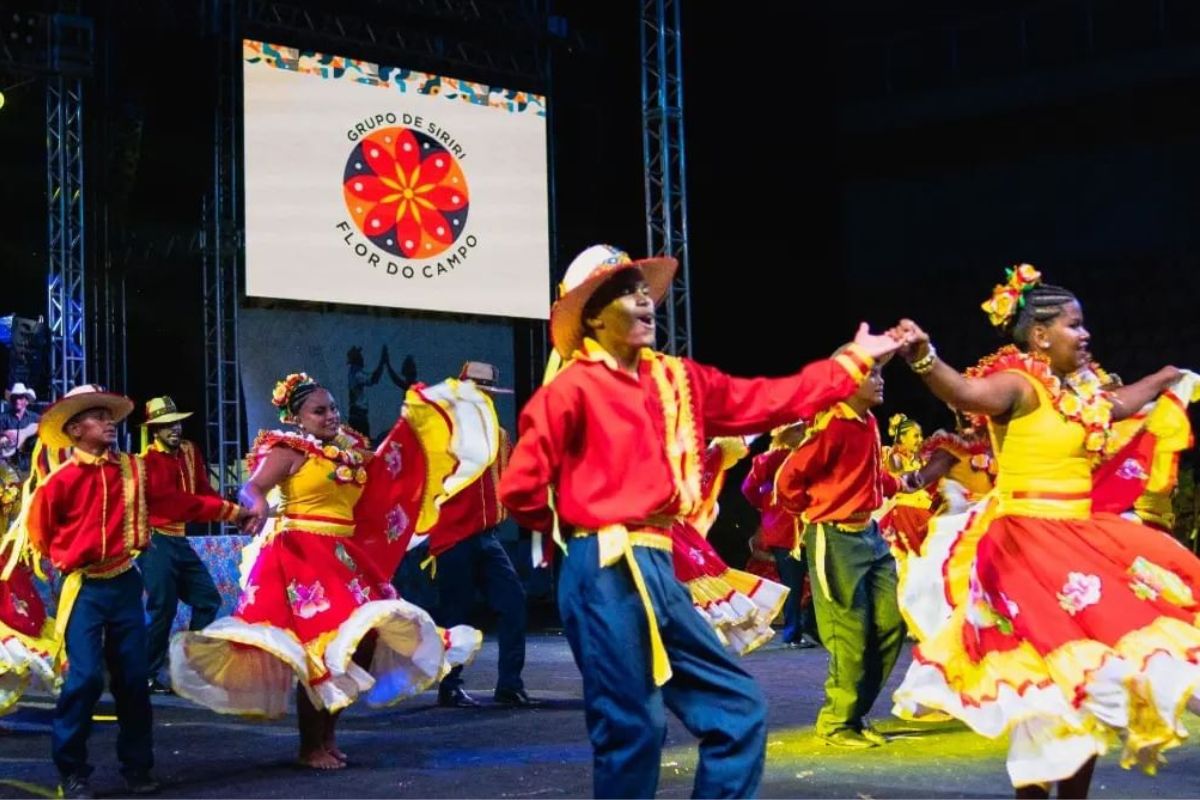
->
[[0, 634, 58, 713], [170, 599, 481, 717], [893, 649, 1200, 786]]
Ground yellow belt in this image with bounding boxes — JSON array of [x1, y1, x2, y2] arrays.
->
[[574, 525, 674, 686], [54, 557, 135, 655]]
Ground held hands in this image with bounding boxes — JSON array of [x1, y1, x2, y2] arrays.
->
[[888, 319, 931, 363], [235, 505, 264, 535], [852, 322, 903, 362]]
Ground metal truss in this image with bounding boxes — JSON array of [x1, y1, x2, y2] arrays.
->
[[244, 0, 549, 85], [45, 11, 91, 397], [640, 0, 691, 357], [203, 0, 245, 518]]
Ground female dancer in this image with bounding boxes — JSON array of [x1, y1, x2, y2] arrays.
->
[[892, 410, 997, 642], [172, 374, 477, 769], [891, 265, 1200, 797], [879, 414, 934, 556]]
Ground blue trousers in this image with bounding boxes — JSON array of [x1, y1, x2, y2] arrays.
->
[[137, 532, 221, 677], [53, 569, 153, 780], [559, 536, 766, 799], [804, 521, 905, 736], [435, 528, 527, 693], [771, 547, 816, 643]]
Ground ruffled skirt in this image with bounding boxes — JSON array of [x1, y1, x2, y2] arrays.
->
[[672, 523, 788, 655], [893, 510, 1200, 787], [171, 528, 479, 717], [0, 564, 59, 714]]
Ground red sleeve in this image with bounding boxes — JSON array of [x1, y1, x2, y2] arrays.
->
[[688, 346, 872, 437], [26, 475, 61, 556], [881, 470, 901, 498], [741, 449, 790, 510], [144, 455, 239, 523], [499, 385, 573, 533], [189, 446, 221, 498], [774, 433, 833, 516]]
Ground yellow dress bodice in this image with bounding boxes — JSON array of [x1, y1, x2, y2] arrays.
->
[[276, 453, 366, 537], [991, 370, 1092, 519], [945, 456, 995, 500], [886, 446, 934, 510]]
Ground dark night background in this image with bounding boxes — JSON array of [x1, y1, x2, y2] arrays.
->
[[4, 0, 1200, 559]]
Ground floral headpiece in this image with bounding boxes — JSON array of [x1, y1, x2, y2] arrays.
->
[[887, 413, 919, 440], [981, 264, 1042, 329], [271, 372, 319, 423]]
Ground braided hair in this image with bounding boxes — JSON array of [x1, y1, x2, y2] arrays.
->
[[1007, 283, 1077, 349], [887, 413, 921, 443], [287, 381, 322, 421], [271, 372, 323, 424]]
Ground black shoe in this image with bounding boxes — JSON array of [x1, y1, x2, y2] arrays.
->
[[60, 775, 94, 799], [124, 770, 161, 795], [493, 687, 539, 707], [818, 729, 878, 749], [437, 686, 481, 708], [148, 678, 173, 695], [858, 721, 888, 746]]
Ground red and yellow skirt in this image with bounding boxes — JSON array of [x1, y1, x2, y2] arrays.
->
[[894, 511, 1200, 787], [672, 522, 789, 655], [171, 525, 479, 717], [0, 563, 58, 714]]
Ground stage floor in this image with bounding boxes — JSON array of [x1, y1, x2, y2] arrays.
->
[[3, 634, 1198, 798]]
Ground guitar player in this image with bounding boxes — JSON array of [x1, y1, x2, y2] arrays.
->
[[1, 382, 40, 476]]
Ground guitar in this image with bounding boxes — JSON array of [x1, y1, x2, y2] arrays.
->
[[0, 421, 38, 459]]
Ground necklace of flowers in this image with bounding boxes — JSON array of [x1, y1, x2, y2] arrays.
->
[[965, 345, 1118, 464], [250, 428, 370, 485]]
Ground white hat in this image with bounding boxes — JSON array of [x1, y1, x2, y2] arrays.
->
[[5, 382, 36, 402], [549, 244, 676, 358]]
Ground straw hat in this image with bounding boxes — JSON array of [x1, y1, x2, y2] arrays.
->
[[38, 384, 134, 450], [549, 244, 676, 358], [142, 395, 193, 426]]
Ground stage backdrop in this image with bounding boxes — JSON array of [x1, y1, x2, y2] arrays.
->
[[242, 40, 550, 320], [238, 305, 517, 451]]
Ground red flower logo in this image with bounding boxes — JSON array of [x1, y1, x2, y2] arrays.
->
[[343, 126, 469, 259]]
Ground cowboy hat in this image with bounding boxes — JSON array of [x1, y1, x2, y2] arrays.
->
[[549, 244, 677, 358], [142, 395, 193, 426], [5, 382, 36, 403], [38, 384, 134, 450], [458, 361, 513, 394]]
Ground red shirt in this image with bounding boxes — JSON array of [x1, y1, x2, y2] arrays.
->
[[426, 429, 511, 557], [143, 440, 220, 535], [27, 449, 240, 575], [741, 448, 796, 550], [500, 342, 873, 533], [776, 405, 899, 525]]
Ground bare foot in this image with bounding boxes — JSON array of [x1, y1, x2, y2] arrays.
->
[[326, 743, 348, 763], [299, 748, 345, 770]]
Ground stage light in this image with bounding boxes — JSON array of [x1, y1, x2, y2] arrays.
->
[[0, 91, 5, 110]]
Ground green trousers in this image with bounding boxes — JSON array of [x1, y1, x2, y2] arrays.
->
[[804, 520, 905, 736]]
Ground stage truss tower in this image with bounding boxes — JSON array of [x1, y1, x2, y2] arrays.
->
[[640, 0, 691, 357]]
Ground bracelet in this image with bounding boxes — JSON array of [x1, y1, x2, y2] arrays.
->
[[908, 344, 938, 375]]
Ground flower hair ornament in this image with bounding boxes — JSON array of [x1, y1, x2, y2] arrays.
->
[[981, 264, 1042, 329], [887, 413, 917, 440], [271, 372, 319, 423]]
